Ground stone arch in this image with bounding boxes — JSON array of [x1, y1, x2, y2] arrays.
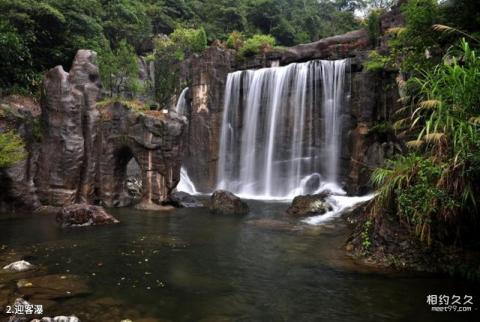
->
[[111, 145, 143, 207]]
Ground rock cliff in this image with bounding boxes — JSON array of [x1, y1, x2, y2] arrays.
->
[[0, 50, 187, 211]]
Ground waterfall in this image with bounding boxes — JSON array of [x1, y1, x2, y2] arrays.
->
[[217, 59, 349, 199], [175, 87, 189, 114], [174, 88, 199, 195], [177, 167, 199, 195]]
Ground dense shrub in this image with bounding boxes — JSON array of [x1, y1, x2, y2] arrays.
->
[[170, 27, 208, 60], [371, 41, 480, 245], [239, 34, 276, 57], [226, 31, 245, 50]]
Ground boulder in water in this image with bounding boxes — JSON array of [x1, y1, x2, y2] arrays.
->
[[286, 193, 333, 217], [56, 204, 119, 228], [209, 190, 249, 215], [2, 260, 35, 272], [167, 192, 203, 208]]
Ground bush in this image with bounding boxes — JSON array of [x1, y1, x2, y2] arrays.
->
[[170, 27, 208, 59], [226, 31, 245, 50], [365, 50, 390, 71], [239, 34, 276, 57], [0, 131, 26, 168], [371, 41, 480, 246], [389, 0, 442, 72]]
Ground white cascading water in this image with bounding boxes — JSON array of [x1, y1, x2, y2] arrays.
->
[[217, 59, 349, 199], [174, 88, 200, 195], [177, 167, 199, 195], [175, 87, 189, 115]]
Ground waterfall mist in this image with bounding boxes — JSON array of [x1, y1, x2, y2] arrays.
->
[[217, 59, 350, 199]]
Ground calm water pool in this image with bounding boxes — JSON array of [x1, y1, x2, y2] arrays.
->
[[0, 200, 478, 322]]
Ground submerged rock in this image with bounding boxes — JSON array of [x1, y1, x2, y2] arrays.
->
[[2, 260, 35, 272], [166, 191, 203, 208], [17, 274, 91, 300], [209, 190, 249, 215], [246, 219, 296, 232], [56, 204, 119, 228], [286, 193, 333, 217]]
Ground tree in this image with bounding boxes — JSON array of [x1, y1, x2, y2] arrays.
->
[[98, 40, 140, 97], [101, 0, 152, 50], [0, 21, 33, 92]]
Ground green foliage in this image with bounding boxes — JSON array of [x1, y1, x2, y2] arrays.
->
[[97, 98, 147, 113], [239, 34, 276, 57], [226, 31, 245, 50], [367, 9, 383, 47], [371, 41, 480, 245], [153, 26, 207, 109], [153, 36, 180, 110], [0, 131, 26, 168], [365, 50, 390, 71], [361, 219, 373, 252], [98, 40, 140, 98], [0, 0, 364, 94], [0, 20, 33, 92], [389, 0, 442, 72], [0, 0, 105, 93], [368, 122, 393, 137], [170, 26, 208, 59], [102, 0, 151, 50]]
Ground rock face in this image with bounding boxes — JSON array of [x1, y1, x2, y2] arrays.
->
[[1, 49, 187, 211], [167, 191, 203, 208], [56, 204, 119, 228], [347, 71, 403, 194], [97, 103, 186, 208], [209, 190, 249, 215], [279, 29, 370, 64], [36, 50, 101, 206], [286, 194, 333, 217], [179, 47, 235, 192]]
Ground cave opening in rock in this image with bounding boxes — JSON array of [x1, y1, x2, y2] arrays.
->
[[113, 146, 143, 206]]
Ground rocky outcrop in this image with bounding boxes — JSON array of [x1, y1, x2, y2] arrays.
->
[[1, 50, 187, 211], [209, 190, 249, 215], [166, 191, 203, 208], [286, 194, 333, 217], [98, 103, 186, 208], [56, 204, 119, 228], [36, 50, 101, 206], [279, 29, 370, 65], [179, 47, 235, 192], [347, 71, 403, 194]]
